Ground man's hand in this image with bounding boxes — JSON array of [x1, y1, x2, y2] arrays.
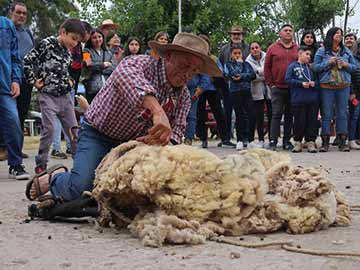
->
[[302, 82, 310, 88], [338, 59, 349, 68], [137, 110, 172, 145], [136, 95, 172, 145], [34, 79, 44, 90], [232, 75, 241, 81], [11, 82, 20, 98], [103, 62, 112, 68]]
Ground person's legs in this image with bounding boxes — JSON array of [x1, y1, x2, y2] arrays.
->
[[58, 93, 78, 155], [35, 94, 59, 170], [320, 88, 336, 135], [16, 79, 33, 131], [304, 103, 319, 142], [52, 118, 63, 152], [270, 88, 284, 143], [283, 89, 293, 143], [231, 92, 243, 142], [196, 93, 208, 142], [184, 88, 198, 142], [238, 92, 251, 144], [207, 91, 230, 142], [335, 88, 350, 135], [222, 85, 234, 138], [292, 105, 306, 142], [51, 121, 118, 201], [265, 98, 272, 134], [0, 94, 23, 166], [254, 100, 265, 142]]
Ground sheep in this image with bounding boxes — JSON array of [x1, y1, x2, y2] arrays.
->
[[91, 141, 351, 247]]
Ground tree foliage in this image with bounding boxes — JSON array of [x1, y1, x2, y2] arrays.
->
[[280, 0, 346, 38], [0, 0, 78, 40]]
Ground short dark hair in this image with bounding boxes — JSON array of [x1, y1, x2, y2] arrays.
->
[[280, 24, 293, 31], [250, 41, 261, 48], [60, 19, 86, 38], [10, 1, 26, 12], [81, 21, 93, 34], [298, 45, 312, 52], [231, 43, 242, 52], [345, 32, 357, 40]]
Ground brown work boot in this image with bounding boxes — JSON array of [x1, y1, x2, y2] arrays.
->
[[319, 135, 330, 152], [0, 147, 8, 161], [338, 134, 350, 152]]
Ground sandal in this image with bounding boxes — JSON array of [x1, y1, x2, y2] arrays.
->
[[25, 164, 68, 201]]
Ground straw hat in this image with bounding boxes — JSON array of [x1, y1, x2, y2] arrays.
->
[[98, 19, 119, 30], [148, 32, 222, 77], [228, 25, 246, 34]]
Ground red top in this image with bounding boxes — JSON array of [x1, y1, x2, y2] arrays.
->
[[264, 41, 299, 89], [85, 55, 191, 144]]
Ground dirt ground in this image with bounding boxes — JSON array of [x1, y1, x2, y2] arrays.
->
[[0, 138, 360, 270]]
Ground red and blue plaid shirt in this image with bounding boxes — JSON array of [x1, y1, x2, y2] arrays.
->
[[85, 55, 191, 144]]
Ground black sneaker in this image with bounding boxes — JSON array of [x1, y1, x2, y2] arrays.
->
[[9, 165, 30, 181], [269, 140, 277, 151], [65, 148, 72, 155], [50, 149, 68, 159], [283, 141, 294, 151], [220, 140, 236, 148]]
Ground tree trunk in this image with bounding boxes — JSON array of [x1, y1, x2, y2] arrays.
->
[[344, 0, 350, 33]]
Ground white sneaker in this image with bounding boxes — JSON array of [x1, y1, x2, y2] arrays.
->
[[248, 141, 264, 148], [349, 140, 360, 150], [236, 141, 244, 150]]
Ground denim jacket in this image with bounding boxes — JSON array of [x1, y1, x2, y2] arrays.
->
[[313, 47, 358, 86], [0, 17, 21, 95]]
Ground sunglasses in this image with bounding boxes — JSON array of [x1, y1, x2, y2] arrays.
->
[[231, 33, 243, 36], [251, 46, 260, 50]]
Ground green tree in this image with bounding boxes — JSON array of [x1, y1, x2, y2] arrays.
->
[[0, 0, 78, 41]]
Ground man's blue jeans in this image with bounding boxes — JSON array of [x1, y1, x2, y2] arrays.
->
[[320, 87, 350, 135], [0, 94, 23, 166], [184, 87, 198, 140], [52, 118, 71, 152], [51, 120, 120, 201], [349, 101, 360, 140]]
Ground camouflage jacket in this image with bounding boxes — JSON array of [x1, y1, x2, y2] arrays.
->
[[24, 36, 72, 97]]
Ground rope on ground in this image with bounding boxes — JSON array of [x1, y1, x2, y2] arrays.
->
[[210, 236, 292, 248], [210, 236, 360, 257], [281, 244, 360, 257]]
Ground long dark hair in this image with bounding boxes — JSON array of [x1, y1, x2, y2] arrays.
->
[[300, 30, 318, 61], [85, 28, 107, 51], [323, 27, 345, 55], [124, 36, 142, 57]]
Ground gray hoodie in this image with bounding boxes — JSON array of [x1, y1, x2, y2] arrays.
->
[[245, 52, 271, 101]]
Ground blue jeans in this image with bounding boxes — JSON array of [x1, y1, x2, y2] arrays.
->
[[0, 94, 23, 166], [184, 87, 198, 140], [349, 102, 360, 140], [320, 87, 350, 135], [52, 118, 71, 152], [50, 120, 120, 201]]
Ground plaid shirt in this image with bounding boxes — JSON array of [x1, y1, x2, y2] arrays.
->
[[85, 55, 191, 144]]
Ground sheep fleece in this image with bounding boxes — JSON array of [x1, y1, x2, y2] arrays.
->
[[92, 141, 351, 247]]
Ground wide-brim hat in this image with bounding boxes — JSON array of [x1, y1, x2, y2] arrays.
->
[[148, 32, 222, 77], [228, 25, 246, 34], [99, 19, 119, 30]]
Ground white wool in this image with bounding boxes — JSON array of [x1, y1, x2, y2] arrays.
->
[[92, 142, 351, 247]]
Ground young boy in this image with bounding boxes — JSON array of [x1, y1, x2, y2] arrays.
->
[[24, 19, 85, 173], [225, 44, 256, 150], [285, 46, 319, 153]]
